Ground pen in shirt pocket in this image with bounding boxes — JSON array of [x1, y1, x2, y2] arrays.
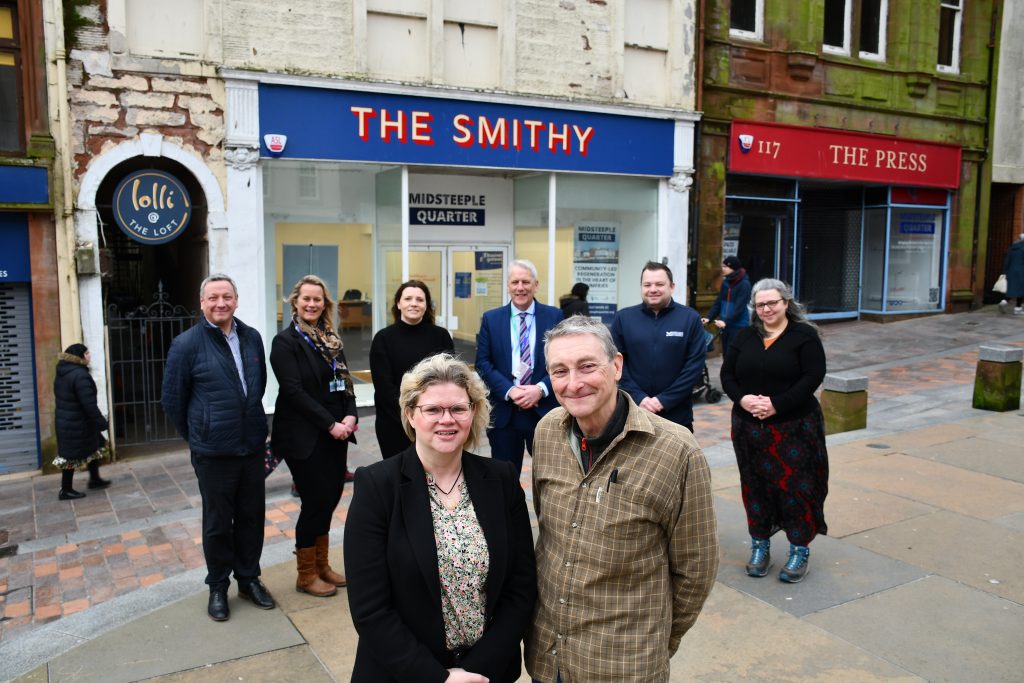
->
[[607, 468, 618, 490]]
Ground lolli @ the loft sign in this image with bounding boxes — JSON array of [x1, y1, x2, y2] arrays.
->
[[113, 170, 192, 245]]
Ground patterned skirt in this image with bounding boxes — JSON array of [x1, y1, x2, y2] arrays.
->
[[731, 406, 829, 545]]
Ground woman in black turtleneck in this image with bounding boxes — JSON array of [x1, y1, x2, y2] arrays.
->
[[369, 280, 454, 458]]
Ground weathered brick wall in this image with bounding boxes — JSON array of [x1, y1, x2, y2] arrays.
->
[[222, 0, 356, 75], [515, 0, 617, 100], [67, 4, 224, 188]]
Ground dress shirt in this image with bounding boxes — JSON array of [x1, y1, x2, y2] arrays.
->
[[505, 301, 548, 398], [526, 395, 719, 683], [205, 317, 246, 396]]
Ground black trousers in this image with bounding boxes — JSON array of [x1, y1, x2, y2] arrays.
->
[[487, 408, 539, 476], [285, 433, 347, 548], [191, 451, 265, 590]]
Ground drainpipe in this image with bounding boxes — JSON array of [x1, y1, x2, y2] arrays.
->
[[689, 0, 707, 306], [43, 0, 81, 345], [972, 0, 1001, 308]]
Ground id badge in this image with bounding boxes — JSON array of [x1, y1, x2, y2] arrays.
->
[[517, 361, 531, 379], [329, 379, 340, 393]]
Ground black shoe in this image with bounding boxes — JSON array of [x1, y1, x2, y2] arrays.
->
[[87, 477, 111, 490], [208, 589, 230, 621], [238, 579, 276, 609], [59, 488, 86, 500]]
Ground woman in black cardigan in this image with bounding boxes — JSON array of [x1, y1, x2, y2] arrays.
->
[[369, 280, 454, 458], [720, 278, 828, 584], [270, 275, 358, 597], [345, 354, 536, 683]]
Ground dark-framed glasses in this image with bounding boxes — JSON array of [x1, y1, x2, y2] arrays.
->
[[754, 299, 784, 311], [414, 403, 474, 420]]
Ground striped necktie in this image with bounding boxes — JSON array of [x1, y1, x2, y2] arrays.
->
[[518, 311, 532, 385]]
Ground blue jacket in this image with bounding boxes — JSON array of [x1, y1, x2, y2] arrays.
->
[[707, 269, 752, 330], [1004, 240, 1024, 298], [610, 300, 707, 426], [475, 302, 563, 429], [161, 318, 268, 456]]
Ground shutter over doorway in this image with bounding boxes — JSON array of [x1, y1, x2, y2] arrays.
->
[[0, 282, 40, 474]]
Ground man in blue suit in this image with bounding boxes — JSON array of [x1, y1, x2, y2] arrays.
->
[[476, 259, 564, 475]]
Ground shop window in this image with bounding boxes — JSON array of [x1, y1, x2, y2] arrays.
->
[[886, 208, 944, 311], [858, 0, 887, 61], [0, 1, 21, 153], [550, 175, 657, 322], [937, 0, 962, 73], [126, 0, 204, 59], [823, 0, 851, 54], [730, 0, 763, 41]]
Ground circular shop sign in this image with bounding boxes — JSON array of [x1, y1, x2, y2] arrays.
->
[[113, 170, 192, 245]]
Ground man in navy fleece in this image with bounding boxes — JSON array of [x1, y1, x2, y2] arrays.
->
[[610, 261, 706, 433]]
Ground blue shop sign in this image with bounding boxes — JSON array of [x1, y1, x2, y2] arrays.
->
[[0, 214, 31, 282], [0, 165, 49, 204], [259, 84, 675, 176], [113, 170, 191, 245]]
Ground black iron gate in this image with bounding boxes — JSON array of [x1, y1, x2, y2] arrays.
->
[[108, 283, 196, 446]]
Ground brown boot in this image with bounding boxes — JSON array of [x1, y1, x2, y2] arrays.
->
[[315, 535, 347, 587], [295, 546, 337, 597]]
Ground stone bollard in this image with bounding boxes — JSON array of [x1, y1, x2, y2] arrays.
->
[[972, 345, 1023, 412], [821, 372, 868, 435]]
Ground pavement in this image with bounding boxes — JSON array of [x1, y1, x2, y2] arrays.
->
[[2, 307, 1024, 682]]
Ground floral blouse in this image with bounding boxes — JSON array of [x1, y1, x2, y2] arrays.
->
[[426, 476, 490, 651]]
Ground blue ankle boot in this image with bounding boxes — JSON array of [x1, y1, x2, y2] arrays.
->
[[745, 538, 771, 577], [779, 544, 809, 583]]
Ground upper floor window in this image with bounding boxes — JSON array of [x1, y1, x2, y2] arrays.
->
[[858, 0, 887, 61], [0, 1, 21, 153], [823, 0, 852, 54], [937, 0, 962, 73], [730, 0, 763, 41]]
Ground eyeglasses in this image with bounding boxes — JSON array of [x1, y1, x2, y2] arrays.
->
[[413, 403, 474, 420], [549, 361, 609, 380], [754, 299, 784, 311]]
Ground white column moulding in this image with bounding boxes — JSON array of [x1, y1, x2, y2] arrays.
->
[[401, 166, 410, 282], [662, 118, 696, 302], [223, 79, 264, 337], [548, 172, 557, 305]]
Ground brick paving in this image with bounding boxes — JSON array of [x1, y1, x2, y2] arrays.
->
[[2, 308, 1023, 646]]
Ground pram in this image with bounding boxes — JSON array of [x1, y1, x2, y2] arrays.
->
[[692, 328, 724, 404]]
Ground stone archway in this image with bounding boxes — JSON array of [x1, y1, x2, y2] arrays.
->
[[74, 133, 225, 420]]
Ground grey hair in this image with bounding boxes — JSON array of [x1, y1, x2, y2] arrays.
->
[[543, 316, 618, 363], [399, 353, 491, 451], [509, 259, 539, 281], [749, 278, 818, 336], [200, 273, 238, 299]]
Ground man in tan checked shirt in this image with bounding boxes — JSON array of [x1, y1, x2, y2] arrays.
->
[[526, 316, 719, 683]]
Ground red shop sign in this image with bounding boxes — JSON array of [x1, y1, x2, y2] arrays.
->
[[729, 121, 961, 189]]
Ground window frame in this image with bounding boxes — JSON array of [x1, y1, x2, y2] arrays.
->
[[729, 0, 764, 42], [936, 0, 962, 74], [297, 163, 319, 201], [0, 0, 24, 155], [857, 0, 888, 62], [822, 0, 852, 55]]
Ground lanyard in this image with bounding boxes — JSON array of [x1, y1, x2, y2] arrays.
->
[[294, 324, 337, 376]]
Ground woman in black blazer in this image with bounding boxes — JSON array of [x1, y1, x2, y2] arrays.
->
[[345, 354, 536, 683], [270, 275, 358, 598]]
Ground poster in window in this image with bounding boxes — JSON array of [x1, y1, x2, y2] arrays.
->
[[574, 223, 619, 324]]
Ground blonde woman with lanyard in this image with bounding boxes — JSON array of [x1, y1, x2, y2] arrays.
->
[[270, 275, 358, 597]]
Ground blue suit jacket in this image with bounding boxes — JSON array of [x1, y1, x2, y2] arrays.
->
[[475, 302, 563, 429]]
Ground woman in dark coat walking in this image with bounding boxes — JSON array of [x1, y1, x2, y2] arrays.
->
[[53, 344, 110, 500], [999, 233, 1024, 315]]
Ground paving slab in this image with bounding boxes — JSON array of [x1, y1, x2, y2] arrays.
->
[[288, 596, 359, 681], [902, 436, 1024, 483], [835, 453, 1024, 520], [868, 423, 978, 450], [823, 481, 936, 538], [713, 495, 927, 617], [47, 590, 304, 683], [154, 644, 333, 682], [993, 511, 1024, 533], [670, 583, 922, 682], [846, 509, 1024, 603], [804, 576, 1024, 683]]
